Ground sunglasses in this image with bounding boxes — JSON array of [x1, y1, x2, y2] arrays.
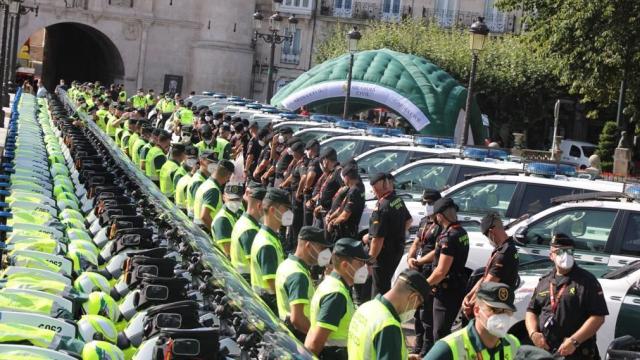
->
[[551, 247, 574, 255]]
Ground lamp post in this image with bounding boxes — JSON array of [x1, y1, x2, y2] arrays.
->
[[253, 2, 297, 104], [342, 26, 361, 120], [460, 17, 489, 146]]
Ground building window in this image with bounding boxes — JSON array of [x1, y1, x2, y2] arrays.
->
[[333, 0, 353, 18], [281, 28, 302, 65], [434, 0, 455, 27], [281, 0, 313, 14], [484, 0, 508, 32], [283, 0, 310, 7]]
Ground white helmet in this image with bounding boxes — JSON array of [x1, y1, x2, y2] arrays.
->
[[74, 271, 111, 294], [77, 315, 118, 344]]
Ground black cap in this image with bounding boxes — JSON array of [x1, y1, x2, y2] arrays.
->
[[279, 127, 294, 135], [305, 139, 319, 150], [286, 137, 301, 146], [221, 124, 232, 132], [397, 269, 431, 300], [298, 226, 332, 246], [291, 142, 305, 154], [432, 197, 458, 214], [247, 180, 262, 190], [551, 233, 575, 248], [480, 212, 500, 236], [219, 159, 235, 173], [341, 163, 359, 179], [185, 145, 198, 157], [476, 282, 516, 311], [199, 150, 217, 161], [224, 183, 244, 199], [333, 238, 369, 260], [320, 147, 337, 161], [369, 172, 392, 185], [249, 121, 259, 129], [515, 345, 555, 360], [422, 189, 441, 203], [250, 187, 267, 200], [264, 188, 290, 206], [170, 143, 186, 152]]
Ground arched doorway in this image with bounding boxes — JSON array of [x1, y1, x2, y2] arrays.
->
[[29, 22, 125, 90]]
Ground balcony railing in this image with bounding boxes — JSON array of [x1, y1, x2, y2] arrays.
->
[[64, 0, 88, 9], [421, 8, 516, 33], [319, 1, 412, 22]]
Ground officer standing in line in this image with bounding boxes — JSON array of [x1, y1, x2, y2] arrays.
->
[[406, 189, 442, 355], [174, 146, 199, 213], [195, 159, 234, 230], [158, 143, 186, 200], [526, 234, 608, 359], [305, 238, 369, 359], [365, 172, 412, 298], [186, 150, 217, 219], [462, 212, 519, 319], [145, 89, 156, 110], [131, 124, 151, 170], [309, 147, 342, 230], [348, 269, 430, 360], [144, 130, 171, 186], [230, 184, 266, 282], [278, 141, 305, 251], [250, 188, 292, 312], [129, 88, 146, 110], [139, 128, 159, 171], [126, 117, 141, 157], [326, 163, 365, 240], [301, 140, 321, 226], [119, 117, 137, 156], [426, 197, 469, 341], [211, 183, 244, 255], [424, 282, 521, 360], [244, 125, 267, 182], [275, 226, 332, 341]]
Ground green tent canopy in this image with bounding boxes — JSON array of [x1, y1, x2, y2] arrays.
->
[[271, 48, 484, 143]]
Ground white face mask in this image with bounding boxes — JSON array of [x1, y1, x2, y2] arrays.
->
[[287, 148, 294, 156], [213, 120, 220, 126], [226, 201, 241, 213], [258, 140, 266, 147], [280, 209, 294, 226], [205, 116, 212, 121], [482, 309, 512, 338], [204, 138, 213, 145], [182, 135, 191, 142], [425, 205, 434, 217], [278, 135, 285, 144], [317, 248, 332, 267], [554, 251, 574, 270], [207, 163, 217, 174], [353, 265, 368, 284], [185, 158, 197, 168]]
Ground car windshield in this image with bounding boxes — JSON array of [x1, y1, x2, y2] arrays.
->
[[394, 164, 454, 194], [297, 130, 335, 144], [582, 145, 596, 157], [357, 150, 410, 175], [323, 139, 358, 164], [448, 181, 518, 217], [602, 260, 640, 280]]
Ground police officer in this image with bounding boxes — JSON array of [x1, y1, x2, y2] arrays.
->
[[406, 189, 442, 355], [276, 226, 332, 341], [326, 162, 365, 240], [463, 212, 519, 319], [186, 150, 216, 219], [194, 159, 234, 229], [526, 234, 608, 359], [424, 282, 521, 360], [305, 238, 368, 359], [211, 183, 244, 255], [244, 125, 267, 182], [309, 147, 342, 229], [158, 143, 186, 200], [427, 197, 469, 341], [365, 172, 412, 297], [279, 141, 306, 251], [129, 88, 146, 110], [250, 188, 291, 312], [348, 269, 430, 360], [139, 128, 159, 171], [131, 124, 151, 170], [231, 184, 266, 282], [144, 130, 171, 186], [174, 146, 199, 213], [301, 139, 321, 226]]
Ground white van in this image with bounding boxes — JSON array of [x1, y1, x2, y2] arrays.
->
[[560, 139, 597, 168]]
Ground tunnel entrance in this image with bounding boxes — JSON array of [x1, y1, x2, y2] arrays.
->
[[35, 22, 124, 90]]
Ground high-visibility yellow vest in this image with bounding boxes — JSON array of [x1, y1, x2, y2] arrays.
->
[[174, 172, 192, 211], [105, 114, 118, 137], [442, 323, 520, 360], [177, 108, 194, 126], [128, 132, 140, 158], [95, 109, 109, 130], [130, 138, 147, 166], [192, 178, 221, 224], [249, 227, 284, 294], [211, 206, 238, 247], [118, 90, 127, 102], [186, 171, 206, 217], [158, 159, 180, 197], [275, 256, 313, 321], [144, 146, 166, 181], [230, 214, 260, 275], [309, 274, 354, 347], [348, 297, 407, 360], [160, 99, 175, 113], [131, 95, 146, 110]]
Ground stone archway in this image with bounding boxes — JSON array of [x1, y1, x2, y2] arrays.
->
[[30, 22, 125, 90]]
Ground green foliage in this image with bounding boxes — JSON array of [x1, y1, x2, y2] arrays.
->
[[314, 20, 565, 147], [596, 121, 618, 172], [497, 0, 640, 121]]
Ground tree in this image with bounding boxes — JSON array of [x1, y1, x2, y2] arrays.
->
[[596, 121, 618, 172], [314, 20, 567, 148], [497, 0, 640, 123]]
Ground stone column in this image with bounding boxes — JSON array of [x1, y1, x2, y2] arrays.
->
[[136, 20, 151, 90]]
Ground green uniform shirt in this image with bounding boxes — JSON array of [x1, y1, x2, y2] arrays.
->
[[211, 205, 239, 247], [250, 225, 284, 293], [275, 254, 313, 321], [230, 213, 260, 275]]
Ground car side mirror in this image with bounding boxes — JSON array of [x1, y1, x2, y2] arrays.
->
[[514, 227, 528, 245]]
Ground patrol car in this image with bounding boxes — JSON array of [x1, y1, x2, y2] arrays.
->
[[320, 133, 414, 164], [511, 259, 640, 359], [273, 120, 331, 133], [353, 144, 458, 178], [465, 189, 640, 270], [294, 127, 365, 145]]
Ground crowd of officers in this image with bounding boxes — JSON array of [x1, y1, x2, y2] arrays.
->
[[64, 80, 609, 360]]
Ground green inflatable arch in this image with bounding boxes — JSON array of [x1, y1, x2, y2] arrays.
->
[[271, 48, 484, 142]]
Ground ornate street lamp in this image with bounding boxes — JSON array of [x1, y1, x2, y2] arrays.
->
[[460, 17, 489, 145], [342, 26, 361, 119]]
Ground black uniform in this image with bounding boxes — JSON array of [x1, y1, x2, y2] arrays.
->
[[245, 137, 263, 181], [302, 156, 321, 226], [432, 222, 469, 341], [527, 265, 608, 359], [336, 180, 365, 239], [414, 217, 442, 354], [312, 166, 342, 229], [369, 191, 412, 297], [485, 237, 519, 289]]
